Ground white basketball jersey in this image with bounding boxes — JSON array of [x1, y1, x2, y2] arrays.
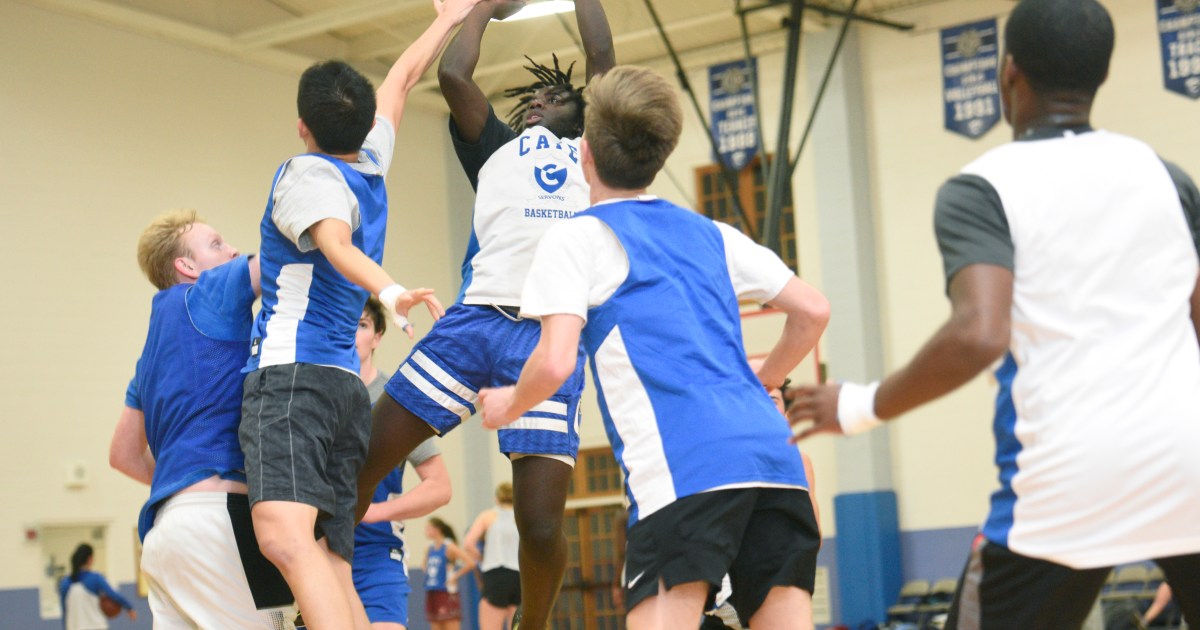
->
[[969, 130, 1200, 568], [462, 126, 589, 306]]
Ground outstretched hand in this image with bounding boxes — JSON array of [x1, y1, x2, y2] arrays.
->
[[434, 0, 490, 23], [478, 386, 517, 429], [390, 288, 445, 338], [785, 383, 845, 442]]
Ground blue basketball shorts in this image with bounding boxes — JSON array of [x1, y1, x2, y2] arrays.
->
[[384, 304, 586, 460], [351, 545, 410, 625]]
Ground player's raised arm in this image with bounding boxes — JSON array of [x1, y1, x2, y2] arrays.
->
[[576, 0, 615, 80], [437, 1, 528, 141], [375, 0, 487, 132]]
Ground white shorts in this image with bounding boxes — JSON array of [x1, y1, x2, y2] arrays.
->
[[141, 493, 298, 629]]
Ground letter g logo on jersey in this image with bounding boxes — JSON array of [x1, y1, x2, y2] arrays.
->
[[534, 163, 568, 193]]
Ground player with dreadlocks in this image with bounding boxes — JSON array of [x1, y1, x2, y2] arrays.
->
[[355, 2, 614, 629]]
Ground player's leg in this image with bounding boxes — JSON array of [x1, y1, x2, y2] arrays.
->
[[943, 539, 1109, 630], [359, 305, 486, 520], [1154, 552, 1200, 625], [496, 317, 588, 629], [253, 501, 354, 629], [327, 387, 376, 630], [747, 587, 812, 629], [241, 364, 358, 630], [510, 454, 572, 629], [726, 489, 819, 630], [356, 395, 436, 520], [626, 579, 709, 630], [478, 595, 509, 630]]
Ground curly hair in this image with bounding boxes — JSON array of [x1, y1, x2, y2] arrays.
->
[[502, 54, 584, 133]]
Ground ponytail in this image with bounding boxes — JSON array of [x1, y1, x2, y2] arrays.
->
[[69, 544, 93, 582]]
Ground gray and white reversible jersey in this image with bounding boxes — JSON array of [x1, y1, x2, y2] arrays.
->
[[935, 127, 1200, 569]]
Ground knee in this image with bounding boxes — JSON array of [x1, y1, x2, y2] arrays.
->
[[253, 524, 312, 573], [516, 517, 563, 549]]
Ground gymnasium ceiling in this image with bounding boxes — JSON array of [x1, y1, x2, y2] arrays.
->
[[19, 0, 1018, 108]]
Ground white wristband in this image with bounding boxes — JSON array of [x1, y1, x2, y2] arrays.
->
[[377, 284, 412, 330], [837, 381, 883, 436]]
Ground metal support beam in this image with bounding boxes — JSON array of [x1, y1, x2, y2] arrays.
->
[[739, 0, 913, 31], [762, 0, 803, 253], [641, 0, 757, 240], [790, 0, 861, 178]]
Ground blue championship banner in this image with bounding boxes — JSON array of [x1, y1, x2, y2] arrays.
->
[[709, 59, 759, 171], [940, 19, 1000, 139], [1158, 0, 1200, 99]]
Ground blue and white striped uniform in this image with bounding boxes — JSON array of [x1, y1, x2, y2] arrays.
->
[[385, 109, 587, 460], [520, 198, 808, 526], [246, 117, 394, 375]]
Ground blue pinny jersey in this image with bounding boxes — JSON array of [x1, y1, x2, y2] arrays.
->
[[576, 199, 808, 528], [247, 152, 387, 373], [424, 543, 450, 591], [129, 257, 255, 539]]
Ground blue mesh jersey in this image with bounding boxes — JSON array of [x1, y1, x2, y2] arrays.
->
[[576, 200, 808, 527], [126, 256, 257, 539], [424, 543, 450, 591], [246, 152, 388, 374], [354, 467, 406, 548]]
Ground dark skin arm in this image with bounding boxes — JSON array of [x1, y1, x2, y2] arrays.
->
[[576, 0, 616, 80], [1191, 274, 1200, 347], [788, 264, 1013, 439], [437, 2, 499, 143], [438, 0, 615, 142]]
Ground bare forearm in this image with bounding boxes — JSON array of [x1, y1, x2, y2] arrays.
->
[[321, 240, 395, 297], [575, 0, 615, 78], [758, 279, 830, 388], [365, 480, 450, 522], [110, 407, 153, 484], [875, 319, 1005, 419], [759, 312, 826, 389], [113, 448, 154, 485], [508, 346, 571, 420], [438, 5, 492, 85], [384, 14, 461, 100]]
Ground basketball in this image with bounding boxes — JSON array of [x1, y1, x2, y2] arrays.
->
[[99, 594, 121, 619]]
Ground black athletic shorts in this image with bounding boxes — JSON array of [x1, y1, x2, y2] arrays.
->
[[946, 537, 1200, 630], [240, 363, 371, 562], [623, 487, 820, 625], [481, 568, 521, 608]]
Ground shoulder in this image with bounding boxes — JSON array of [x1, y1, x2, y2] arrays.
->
[[276, 155, 348, 194]]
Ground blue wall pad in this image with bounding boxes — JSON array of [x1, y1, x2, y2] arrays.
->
[[833, 490, 902, 627]]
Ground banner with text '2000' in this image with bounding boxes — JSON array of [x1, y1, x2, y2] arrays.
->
[[709, 58, 759, 171], [940, 18, 1000, 139]]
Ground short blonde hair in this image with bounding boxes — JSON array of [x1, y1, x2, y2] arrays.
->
[[495, 481, 514, 505], [583, 66, 683, 190], [137, 209, 200, 290]]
